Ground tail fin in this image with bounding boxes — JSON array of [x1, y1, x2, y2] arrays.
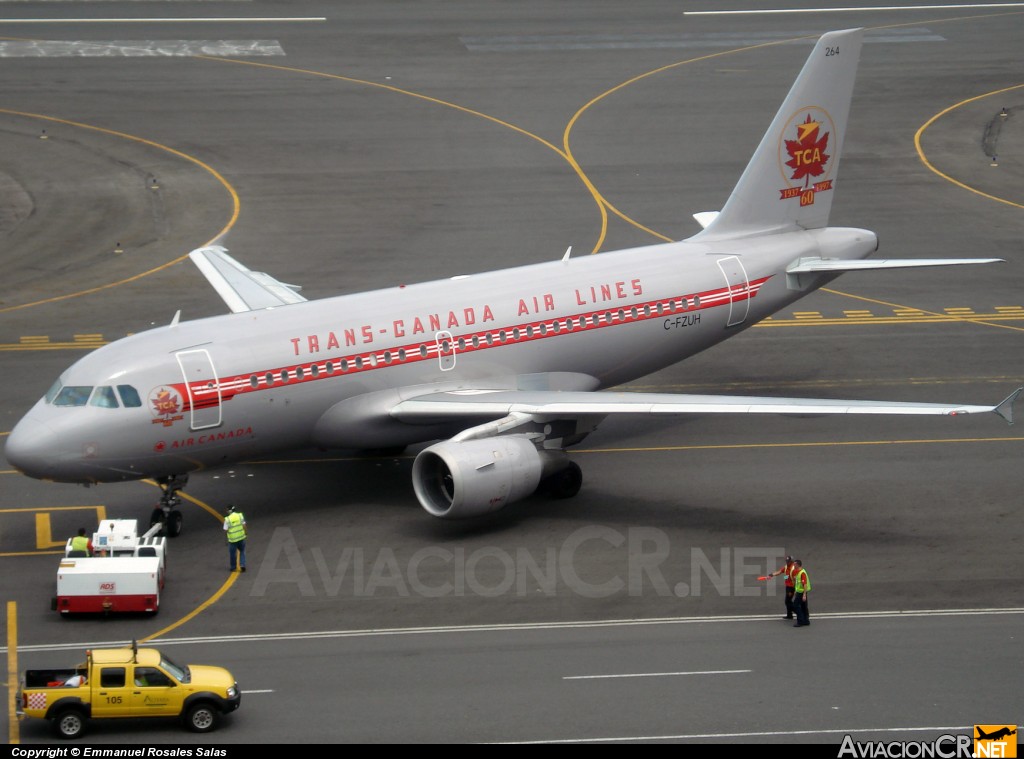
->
[[695, 28, 864, 241]]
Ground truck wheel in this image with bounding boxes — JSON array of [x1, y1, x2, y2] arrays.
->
[[53, 707, 86, 739], [184, 702, 220, 733]]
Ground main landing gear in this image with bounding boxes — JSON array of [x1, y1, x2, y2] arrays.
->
[[149, 474, 187, 538]]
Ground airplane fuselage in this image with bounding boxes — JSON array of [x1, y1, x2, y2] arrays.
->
[[7, 226, 875, 484]]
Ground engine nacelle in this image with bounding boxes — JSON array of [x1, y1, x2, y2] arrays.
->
[[413, 437, 558, 519]]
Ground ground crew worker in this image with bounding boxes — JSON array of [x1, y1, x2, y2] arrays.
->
[[70, 527, 93, 556], [223, 505, 247, 572], [793, 559, 811, 627], [764, 555, 798, 619]]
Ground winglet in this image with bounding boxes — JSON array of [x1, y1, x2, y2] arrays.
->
[[189, 245, 308, 313], [993, 387, 1021, 425]]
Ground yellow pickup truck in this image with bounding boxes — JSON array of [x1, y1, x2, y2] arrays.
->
[[16, 641, 241, 739]]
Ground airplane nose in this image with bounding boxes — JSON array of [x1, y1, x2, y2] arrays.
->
[[5, 416, 56, 479]]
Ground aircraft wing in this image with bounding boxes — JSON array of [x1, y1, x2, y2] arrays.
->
[[189, 245, 308, 313], [787, 257, 1004, 273], [390, 387, 1020, 425]]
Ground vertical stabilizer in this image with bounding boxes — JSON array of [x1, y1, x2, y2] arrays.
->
[[695, 28, 864, 241]]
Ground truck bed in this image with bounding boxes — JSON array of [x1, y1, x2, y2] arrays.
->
[[24, 669, 82, 688]]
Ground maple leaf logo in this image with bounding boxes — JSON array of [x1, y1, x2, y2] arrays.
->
[[784, 114, 830, 187], [150, 387, 180, 417]]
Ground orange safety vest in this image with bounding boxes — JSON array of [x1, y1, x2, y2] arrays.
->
[[781, 561, 797, 587]]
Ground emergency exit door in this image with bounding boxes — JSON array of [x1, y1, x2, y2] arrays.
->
[[435, 331, 456, 371], [176, 348, 222, 430], [716, 255, 751, 327]]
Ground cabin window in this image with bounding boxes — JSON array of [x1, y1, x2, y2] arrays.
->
[[53, 386, 93, 407], [89, 386, 119, 408], [249, 376, 259, 389], [265, 372, 274, 385], [117, 385, 142, 407], [311, 364, 320, 377], [419, 345, 428, 358], [134, 667, 172, 687], [692, 295, 700, 309], [296, 367, 305, 380], [100, 668, 125, 688]]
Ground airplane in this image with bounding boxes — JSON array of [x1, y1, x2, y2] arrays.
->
[[5, 28, 1020, 536], [976, 728, 1017, 741]]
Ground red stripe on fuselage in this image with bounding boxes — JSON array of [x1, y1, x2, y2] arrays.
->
[[179, 278, 769, 409]]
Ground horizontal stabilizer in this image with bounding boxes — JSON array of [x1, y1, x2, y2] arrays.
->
[[787, 257, 1005, 273], [692, 211, 719, 229], [189, 245, 307, 313]]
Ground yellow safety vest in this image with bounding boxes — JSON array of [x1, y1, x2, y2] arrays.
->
[[225, 512, 247, 543], [70, 535, 91, 554], [795, 568, 811, 593]]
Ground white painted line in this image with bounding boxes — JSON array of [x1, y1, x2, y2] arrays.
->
[[563, 669, 751, 680], [5, 607, 1022, 653], [499, 725, 974, 745], [461, 28, 945, 52], [0, 39, 284, 56], [685, 3, 1024, 15]]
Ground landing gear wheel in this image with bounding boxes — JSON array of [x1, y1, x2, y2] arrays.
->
[[547, 462, 583, 499], [166, 510, 183, 538], [151, 474, 188, 537]]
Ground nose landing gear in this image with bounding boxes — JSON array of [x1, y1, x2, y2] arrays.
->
[[149, 474, 187, 537]]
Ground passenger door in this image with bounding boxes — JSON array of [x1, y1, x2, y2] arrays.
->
[[129, 666, 181, 717], [91, 667, 131, 717]]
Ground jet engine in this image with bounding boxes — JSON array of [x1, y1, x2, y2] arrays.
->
[[412, 436, 566, 519]]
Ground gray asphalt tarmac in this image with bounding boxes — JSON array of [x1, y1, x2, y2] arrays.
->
[[1, 0, 1022, 745]]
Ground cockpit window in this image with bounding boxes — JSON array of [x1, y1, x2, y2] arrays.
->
[[90, 386, 119, 408], [45, 379, 62, 404], [117, 385, 142, 408], [53, 386, 93, 407]]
